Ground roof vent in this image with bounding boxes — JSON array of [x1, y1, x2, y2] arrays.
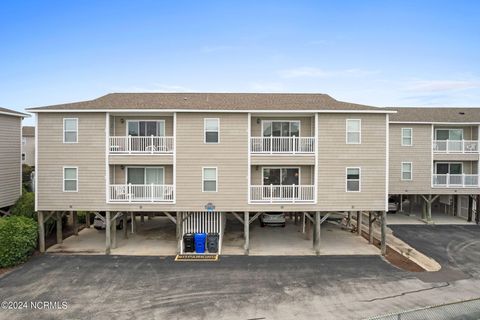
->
[[459, 112, 465, 115]]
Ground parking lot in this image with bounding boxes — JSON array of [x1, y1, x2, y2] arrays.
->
[[2, 223, 480, 320]]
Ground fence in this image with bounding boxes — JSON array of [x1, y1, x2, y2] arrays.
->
[[365, 297, 480, 320]]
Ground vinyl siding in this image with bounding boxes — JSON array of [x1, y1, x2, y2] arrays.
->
[[175, 112, 249, 211], [22, 136, 35, 167], [37, 113, 107, 211], [389, 123, 480, 194], [317, 114, 387, 211], [250, 155, 315, 166], [0, 114, 21, 208]]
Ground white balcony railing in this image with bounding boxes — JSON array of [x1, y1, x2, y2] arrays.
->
[[109, 184, 175, 202], [250, 185, 315, 203], [432, 174, 480, 188], [109, 136, 174, 154], [433, 140, 479, 154], [250, 137, 315, 154]]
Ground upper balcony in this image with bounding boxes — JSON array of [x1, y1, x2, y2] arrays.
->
[[432, 174, 479, 188], [250, 136, 315, 154], [433, 140, 479, 154], [109, 136, 174, 154], [249, 115, 316, 161]]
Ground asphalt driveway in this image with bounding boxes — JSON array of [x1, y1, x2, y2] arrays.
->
[[0, 225, 479, 320]]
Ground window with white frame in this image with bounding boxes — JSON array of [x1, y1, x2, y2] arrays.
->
[[401, 128, 413, 146], [346, 167, 360, 192], [346, 119, 361, 144], [63, 167, 78, 192], [202, 167, 217, 192], [401, 162, 412, 181], [204, 118, 219, 143], [63, 118, 78, 143]]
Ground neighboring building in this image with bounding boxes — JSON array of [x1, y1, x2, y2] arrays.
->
[[389, 108, 480, 221], [0, 107, 29, 210], [22, 126, 35, 167], [28, 93, 480, 255]]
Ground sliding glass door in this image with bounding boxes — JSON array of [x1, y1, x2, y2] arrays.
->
[[262, 168, 300, 199], [127, 167, 165, 200], [127, 120, 165, 136], [262, 120, 300, 152]]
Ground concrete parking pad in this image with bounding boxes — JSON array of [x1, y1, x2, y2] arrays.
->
[[47, 216, 177, 256], [387, 211, 475, 225], [222, 216, 379, 255]]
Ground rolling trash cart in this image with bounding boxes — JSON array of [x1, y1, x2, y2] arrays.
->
[[207, 233, 219, 253], [194, 233, 207, 253], [183, 233, 195, 253]]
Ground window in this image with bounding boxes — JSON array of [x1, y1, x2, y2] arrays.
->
[[435, 128, 463, 141], [127, 120, 165, 136], [435, 162, 462, 175], [63, 118, 78, 143], [346, 119, 361, 144], [262, 168, 299, 185], [22, 138, 26, 145], [126, 167, 164, 185], [63, 167, 78, 192], [262, 120, 300, 137], [346, 168, 360, 192], [202, 167, 217, 192], [22, 153, 25, 161], [401, 128, 413, 146], [204, 118, 219, 143], [401, 162, 412, 181]]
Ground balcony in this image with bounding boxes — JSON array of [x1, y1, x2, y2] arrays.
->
[[250, 137, 315, 154], [433, 140, 479, 154], [109, 184, 175, 203], [432, 174, 480, 188], [250, 185, 315, 203], [109, 136, 174, 154]]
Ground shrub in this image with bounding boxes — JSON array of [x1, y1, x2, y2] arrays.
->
[[10, 192, 35, 219], [22, 164, 33, 184], [0, 216, 38, 268]]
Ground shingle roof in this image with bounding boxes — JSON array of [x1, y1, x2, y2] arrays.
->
[[0, 107, 28, 117], [28, 93, 390, 112], [390, 107, 480, 123], [22, 126, 35, 137]]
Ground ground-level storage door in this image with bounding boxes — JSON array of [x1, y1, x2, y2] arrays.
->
[[180, 212, 225, 254], [458, 196, 470, 220]]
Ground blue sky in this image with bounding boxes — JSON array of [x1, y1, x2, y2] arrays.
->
[[1, 1, 480, 125]]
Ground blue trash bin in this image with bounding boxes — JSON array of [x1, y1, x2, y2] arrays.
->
[[194, 233, 207, 253]]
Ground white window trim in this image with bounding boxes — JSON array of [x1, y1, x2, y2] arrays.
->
[[401, 162, 413, 181], [346, 167, 361, 192], [401, 128, 413, 146], [125, 120, 166, 136], [261, 120, 301, 137], [346, 119, 361, 144], [63, 166, 78, 192], [125, 166, 165, 185], [204, 118, 220, 144], [63, 118, 78, 144], [202, 167, 218, 192], [261, 167, 301, 185]]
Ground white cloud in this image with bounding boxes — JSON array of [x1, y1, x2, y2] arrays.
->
[[404, 80, 480, 92], [278, 67, 379, 79]]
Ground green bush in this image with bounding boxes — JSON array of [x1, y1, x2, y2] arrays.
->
[[10, 192, 35, 218], [0, 216, 38, 268]]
